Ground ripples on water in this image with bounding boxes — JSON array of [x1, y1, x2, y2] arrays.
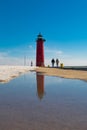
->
[[0, 72, 87, 130]]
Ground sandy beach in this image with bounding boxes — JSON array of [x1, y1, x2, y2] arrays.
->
[[36, 67, 87, 81], [0, 66, 36, 83]]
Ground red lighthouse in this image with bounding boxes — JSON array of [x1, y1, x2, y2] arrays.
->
[[36, 33, 46, 66]]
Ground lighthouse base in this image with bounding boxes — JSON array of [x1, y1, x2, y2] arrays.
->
[[36, 62, 44, 67]]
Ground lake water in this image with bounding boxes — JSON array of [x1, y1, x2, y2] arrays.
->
[[0, 72, 87, 130]]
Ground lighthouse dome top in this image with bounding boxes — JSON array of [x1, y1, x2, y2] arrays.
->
[[37, 33, 43, 39], [36, 33, 46, 42]]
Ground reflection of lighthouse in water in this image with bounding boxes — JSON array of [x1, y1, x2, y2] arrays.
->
[[36, 73, 45, 99]]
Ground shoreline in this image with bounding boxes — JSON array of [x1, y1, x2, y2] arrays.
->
[[35, 67, 87, 82], [0, 66, 87, 83]]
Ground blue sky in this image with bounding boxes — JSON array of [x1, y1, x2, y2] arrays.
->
[[0, 0, 87, 66]]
